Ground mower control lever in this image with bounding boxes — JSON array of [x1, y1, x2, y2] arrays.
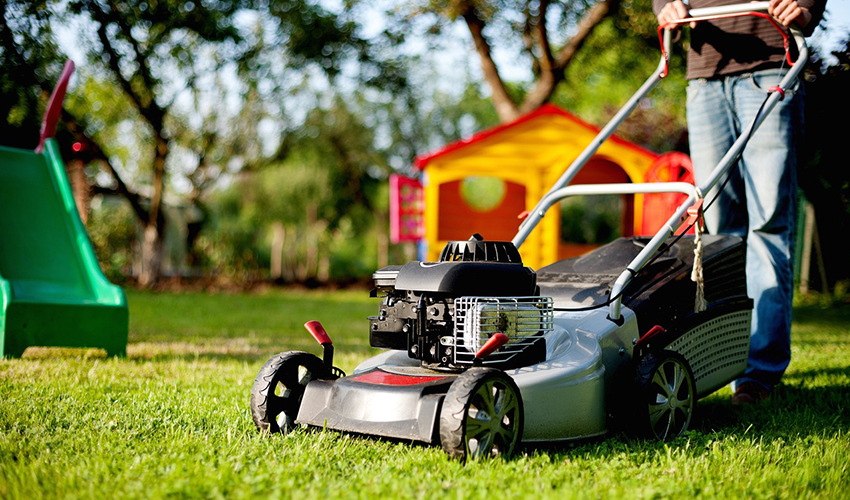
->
[[474, 333, 510, 366], [304, 320, 335, 368]]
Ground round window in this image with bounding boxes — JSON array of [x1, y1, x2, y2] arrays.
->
[[459, 176, 507, 212]]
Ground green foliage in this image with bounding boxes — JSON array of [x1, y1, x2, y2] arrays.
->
[[268, 0, 365, 77], [799, 39, 850, 289], [86, 197, 138, 282], [360, 70, 500, 174], [0, 0, 65, 149], [196, 95, 386, 282], [2, 0, 413, 284], [1, 291, 848, 499], [65, 74, 154, 178], [554, 1, 690, 153], [195, 186, 267, 278], [291, 97, 387, 228], [560, 195, 622, 244], [411, 0, 600, 53]]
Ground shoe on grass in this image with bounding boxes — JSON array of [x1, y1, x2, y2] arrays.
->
[[732, 381, 770, 405]]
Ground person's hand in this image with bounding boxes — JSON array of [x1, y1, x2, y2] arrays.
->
[[768, 0, 812, 28], [656, 0, 696, 29]]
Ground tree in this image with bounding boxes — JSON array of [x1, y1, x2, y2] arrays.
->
[[44, 0, 393, 285], [207, 93, 388, 282], [799, 37, 850, 291], [553, 0, 689, 152], [0, 1, 64, 148], [407, 0, 622, 122], [46, 0, 250, 285]]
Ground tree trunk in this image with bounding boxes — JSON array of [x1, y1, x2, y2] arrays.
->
[[65, 159, 90, 225], [463, 10, 520, 122], [306, 204, 319, 280], [461, 0, 620, 123], [138, 223, 163, 287], [271, 221, 284, 280], [137, 136, 168, 286], [318, 252, 330, 282]]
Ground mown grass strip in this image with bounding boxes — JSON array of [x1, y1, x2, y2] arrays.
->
[[1, 290, 848, 499]]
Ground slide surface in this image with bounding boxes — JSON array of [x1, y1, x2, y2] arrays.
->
[[0, 139, 128, 357]]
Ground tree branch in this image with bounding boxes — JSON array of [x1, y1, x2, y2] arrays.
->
[[461, 6, 520, 122], [61, 109, 150, 224], [518, 0, 620, 115], [535, 0, 555, 74], [91, 2, 166, 131], [554, 0, 619, 71]]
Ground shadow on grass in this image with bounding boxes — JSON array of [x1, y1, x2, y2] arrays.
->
[[510, 376, 850, 460], [783, 365, 850, 381], [793, 303, 850, 328], [125, 338, 376, 365]]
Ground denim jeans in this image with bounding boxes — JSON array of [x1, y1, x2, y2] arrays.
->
[[686, 69, 803, 391]]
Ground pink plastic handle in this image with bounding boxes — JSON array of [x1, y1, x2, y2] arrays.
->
[[475, 333, 510, 359], [304, 320, 332, 345], [36, 59, 76, 154]]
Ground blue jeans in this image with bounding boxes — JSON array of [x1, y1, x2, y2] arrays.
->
[[686, 69, 803, 391]]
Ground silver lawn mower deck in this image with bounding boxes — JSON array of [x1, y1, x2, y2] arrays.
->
[[250, 2, 808, 460]]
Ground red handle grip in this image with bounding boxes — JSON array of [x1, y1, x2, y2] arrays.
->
[[304, 320, 332, 345]]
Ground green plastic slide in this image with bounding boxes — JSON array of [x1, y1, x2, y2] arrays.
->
[[0, 62, 128, 357]]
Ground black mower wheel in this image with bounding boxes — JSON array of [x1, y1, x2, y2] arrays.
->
[[250, 351, 326, 434], [633, 350, 696, 440], [439, 368, 523, 460]]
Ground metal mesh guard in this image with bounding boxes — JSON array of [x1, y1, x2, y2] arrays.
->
[[450, 296, 554, 365]]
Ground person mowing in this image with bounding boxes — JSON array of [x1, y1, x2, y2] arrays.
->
[[653, 0, 827, 404]]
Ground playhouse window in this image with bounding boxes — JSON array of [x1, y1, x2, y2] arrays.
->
[[459, 176, 507, 212]]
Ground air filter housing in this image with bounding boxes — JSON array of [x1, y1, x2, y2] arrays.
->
[[439, 233, 522, 264]]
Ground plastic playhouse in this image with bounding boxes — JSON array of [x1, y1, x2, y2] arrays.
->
[[410, 104, 693, 270], [0, 61, 128, 357]]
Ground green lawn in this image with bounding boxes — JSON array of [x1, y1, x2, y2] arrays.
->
[[1, 289, 848, 499]]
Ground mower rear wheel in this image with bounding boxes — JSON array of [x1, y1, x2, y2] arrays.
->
[[633, 350, 696, 440], [439, 368, 523, 460], [250, 351, 325, 434]]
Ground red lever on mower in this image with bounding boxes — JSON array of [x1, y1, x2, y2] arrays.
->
[[636, 325, 666, 348], [678, 198, 704, 235], [305, 320, 332, 345], [304, 320, 334, 368], [475, 333, 510, 364]]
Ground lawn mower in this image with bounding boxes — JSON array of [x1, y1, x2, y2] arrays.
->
[[249, 2, 808, 459]]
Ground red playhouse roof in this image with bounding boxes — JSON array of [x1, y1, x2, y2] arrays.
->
[[413, 103, 657, 170]]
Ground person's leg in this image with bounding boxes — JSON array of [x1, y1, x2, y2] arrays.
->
[[686, 78, 748, 236], [730, 69, 803, 391]]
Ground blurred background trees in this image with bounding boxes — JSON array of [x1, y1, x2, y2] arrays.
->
[[1, 0, 847, 292]]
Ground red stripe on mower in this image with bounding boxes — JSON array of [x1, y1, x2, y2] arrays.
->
[[350, 370, 445, 386]]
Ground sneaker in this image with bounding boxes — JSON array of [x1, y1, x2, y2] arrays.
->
[[732, 381, 769, 405]]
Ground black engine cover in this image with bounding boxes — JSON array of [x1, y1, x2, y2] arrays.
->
[[368, 236, 540, 367], [394, 260, 537, 297]]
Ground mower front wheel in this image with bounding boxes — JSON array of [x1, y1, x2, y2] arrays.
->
[[250, 351, 326, 434], [633, 350, 696, 440], [439, 368, 523, 460]]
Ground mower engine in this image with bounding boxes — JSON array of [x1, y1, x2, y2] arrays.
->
[[368, 235, 553, 370]]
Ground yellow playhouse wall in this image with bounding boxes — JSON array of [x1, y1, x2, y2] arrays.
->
[[420, 112, 658, 270], [423, 163, 559, 270]]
